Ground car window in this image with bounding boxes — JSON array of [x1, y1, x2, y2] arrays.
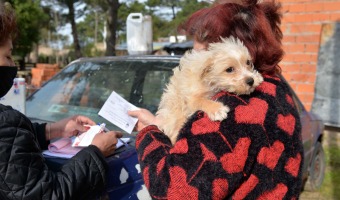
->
[[26, 58, 178, 133], [142, 70, 173, 113]]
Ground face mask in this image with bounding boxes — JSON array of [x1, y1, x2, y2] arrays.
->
[[0, 66, 18, 98]]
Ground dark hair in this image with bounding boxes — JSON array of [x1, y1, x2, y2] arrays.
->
[[179, 0, 283, 75], [0, 2, 17, 45]]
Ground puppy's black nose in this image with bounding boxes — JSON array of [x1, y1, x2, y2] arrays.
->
[[246, 78, 254, 86]]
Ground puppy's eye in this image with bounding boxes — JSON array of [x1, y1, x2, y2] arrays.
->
[[226, 67, 234, 73], [246, 60, 251, 65]]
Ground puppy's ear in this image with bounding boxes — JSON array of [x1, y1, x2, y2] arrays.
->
[[200, 57, 214, 79]]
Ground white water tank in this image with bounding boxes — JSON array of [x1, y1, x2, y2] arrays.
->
[[126, 13, 153, 55]]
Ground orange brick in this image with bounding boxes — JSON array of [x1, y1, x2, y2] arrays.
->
[[285, 53, 316, 63], [330, 12, 340, 21], [284, 43, 306, 53], [31, 68, 44, 78], [282, 35, 296, 43], [285, 4, 306, 13], [281, 63, 301, 73], [300, 64, 317, 73], [312, 13, 331, 21], [289, 82, 299, 92], [295, 34, 320, 43], [296, 83, 315, 93], [31, 79, 42, 87], [36, 63, 60, 69], [307, 74, 317, 83], [282, 72, 292, 81], [295, 14, 315, 23], [305, 3, 324, 12], [290, 73, 310, 82], [324, 2, 340, 11], [290, 24, 322, 34], [282, 14, 296, 23], [305, 43, 320, 53], [42, 69, 57, 77], [298, 93, 315, 103]]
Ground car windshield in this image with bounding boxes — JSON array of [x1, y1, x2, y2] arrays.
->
[[26, 57, 178, 133]]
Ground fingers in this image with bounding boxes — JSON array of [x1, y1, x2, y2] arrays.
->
[[75, 124, 91, 133], [75, 115, 96, 126], [113, 131, 123, 138], [127, 110, 139, 118]]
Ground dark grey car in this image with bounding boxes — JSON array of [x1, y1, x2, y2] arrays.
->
[[26, 55, 325, 198]]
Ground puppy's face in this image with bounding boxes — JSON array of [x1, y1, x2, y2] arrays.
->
[[201, 39, 263, 95]]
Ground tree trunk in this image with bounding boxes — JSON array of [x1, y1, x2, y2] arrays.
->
[[67, 0, 82, 58], [105, 0, 120, 56]]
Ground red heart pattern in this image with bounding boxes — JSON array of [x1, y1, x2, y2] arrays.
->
[[142, 140, 162, 160], [257, 141, 285, 170], [256, 81, 277, 97], [233, 174, 259, 199], [201, 143, 218, 161], [143, 166, 150, 189], [157, 157, 166, 175], [235, 98, 268, 126], [286, 94, 294, 107], [167, 166, 199, 199], [170, 138, 189, 154], [285, 153, 302, 177], [212, 178, 229, 200], [191, 114, 221, 135], [220, 137, 251, 173], [258, 183, 288, 199], [277, 114, 296, 136]]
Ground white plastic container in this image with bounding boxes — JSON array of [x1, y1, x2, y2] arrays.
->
[[0, 78, 26, 114], [126, 13, 153, 55]]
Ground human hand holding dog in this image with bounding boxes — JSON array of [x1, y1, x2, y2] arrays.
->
[[91, 131, 123, 157], [128, 108, 160, 131]]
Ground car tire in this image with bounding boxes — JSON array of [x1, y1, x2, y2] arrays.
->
[[304, 141, 326, 191]]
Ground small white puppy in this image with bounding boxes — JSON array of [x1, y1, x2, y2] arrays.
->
[[156, 37, 263, 144]]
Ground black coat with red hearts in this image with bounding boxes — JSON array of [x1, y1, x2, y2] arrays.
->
[[135, 74, 303, 200]]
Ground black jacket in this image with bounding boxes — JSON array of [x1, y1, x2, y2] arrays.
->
[[0, 104, 108, 200]]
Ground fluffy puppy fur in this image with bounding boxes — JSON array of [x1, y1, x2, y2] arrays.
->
[[156, 37, 263, 145]]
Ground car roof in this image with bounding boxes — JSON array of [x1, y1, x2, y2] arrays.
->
[[69, 55, 182, 65]]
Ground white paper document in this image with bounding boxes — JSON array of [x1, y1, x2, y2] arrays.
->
[[72, 125, 101, 147], [98, 91, 139, 133]]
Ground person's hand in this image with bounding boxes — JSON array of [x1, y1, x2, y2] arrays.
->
[[128, 108, 158, 131], [91, 131, 123, 157], [47, 115, 96, 140]]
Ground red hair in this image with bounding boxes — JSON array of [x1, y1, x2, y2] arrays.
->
[[179, 0, 283, 75]]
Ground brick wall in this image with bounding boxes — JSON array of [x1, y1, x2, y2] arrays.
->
[[31, 63, 60, 88], [279, 0, 340, 110]]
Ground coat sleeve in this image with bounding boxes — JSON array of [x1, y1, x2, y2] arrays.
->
[[0, 109, 108, 200], [32, 122, 49, 150]]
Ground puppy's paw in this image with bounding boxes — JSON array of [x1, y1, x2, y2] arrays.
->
[[205, 103, 230, 121]]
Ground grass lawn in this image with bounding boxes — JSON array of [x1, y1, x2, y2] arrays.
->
[[300, 127, 340, 200], [319, 145, 340, 199]]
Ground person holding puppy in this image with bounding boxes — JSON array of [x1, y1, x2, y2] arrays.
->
[[128, 0, 303, 199], [0, 2, 122, 199]]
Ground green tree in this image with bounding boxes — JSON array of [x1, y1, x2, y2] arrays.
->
[[145, 0, 209, 40], [57, 0, 84, 58], [42, 0, 86, 58], [84, 0, 120, 56], [8, 0, 49, 60], [77, 9, 106, 56]]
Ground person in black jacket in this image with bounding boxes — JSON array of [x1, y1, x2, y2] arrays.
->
[[0, 2, 122, 199]]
